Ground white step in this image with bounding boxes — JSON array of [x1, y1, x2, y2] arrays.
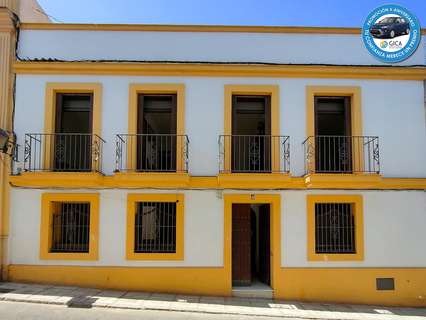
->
[[232, 282, 273, 299]]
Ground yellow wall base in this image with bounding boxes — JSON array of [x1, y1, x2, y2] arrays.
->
[[276, 268, 426, 307], [8, 265, 426, 306], [8, 265, 230, 297]]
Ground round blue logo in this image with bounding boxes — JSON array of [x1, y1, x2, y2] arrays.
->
[[362, 4, 421, 63]]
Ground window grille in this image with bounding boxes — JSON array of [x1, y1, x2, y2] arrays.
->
[[134, 202, 176, 253], [315, 203, 355, 254], [51, 202, 90, 253]]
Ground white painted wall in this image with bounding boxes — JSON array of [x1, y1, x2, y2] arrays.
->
[[14, 75, 426, 177], [9, 189, 224, 267], [282, 190, 426, 267], [18, 30, 425, 66], [9, 188, 426, 267]]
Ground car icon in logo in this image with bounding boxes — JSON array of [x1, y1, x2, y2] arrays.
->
[[369, 16, 410, 39]]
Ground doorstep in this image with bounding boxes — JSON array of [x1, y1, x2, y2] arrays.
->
[[0, 282, 425, 319], [232, 280, 273, 299]]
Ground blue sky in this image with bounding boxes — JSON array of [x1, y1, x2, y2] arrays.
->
[[37, 0, 425, 27]]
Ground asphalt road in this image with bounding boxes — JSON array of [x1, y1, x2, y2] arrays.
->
[[0, 301, 308, 320]]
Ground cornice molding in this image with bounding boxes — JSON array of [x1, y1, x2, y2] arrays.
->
[[18, 22, 426, 35], [13, 61, 426, 80]]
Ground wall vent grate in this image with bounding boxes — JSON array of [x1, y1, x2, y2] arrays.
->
[[376, 278, 395, 290]]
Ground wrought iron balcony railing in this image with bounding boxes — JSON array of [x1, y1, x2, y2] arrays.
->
[[115, 134, 189, 173], [24, 133, 105, 173], [303, 135, 380, 174], [219, 135, 290, 173]]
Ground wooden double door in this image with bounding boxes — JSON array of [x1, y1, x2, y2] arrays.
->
[[232, 204, 270, 287]]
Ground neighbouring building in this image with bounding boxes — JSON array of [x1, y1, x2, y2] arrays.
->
[[0, 0, 48, 281], [1, 0, 426, 307]]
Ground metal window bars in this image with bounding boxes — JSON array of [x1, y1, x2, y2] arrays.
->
[[134, 202, 177, 253], [24, 133, 105, 172], [315, 203, 355, 254], [219, 135, 290, 173], [303, 136, 380, 174], [51, 202, 90, 253], [115, 134, 189, 172]]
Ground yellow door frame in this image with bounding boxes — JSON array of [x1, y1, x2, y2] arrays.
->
[[224, 194, 281, 294]]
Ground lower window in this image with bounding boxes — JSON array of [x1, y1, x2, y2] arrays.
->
[[134, 201, 176, 253], [127, 194, 184, 260], [307, 195, 363, 261], [40, 193, 99, 260], [314, 203, 355, 254], [51, 202, 90, 253]]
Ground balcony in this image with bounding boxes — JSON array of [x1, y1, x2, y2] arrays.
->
[[24, 133, 105, 173], [303, 136, 380, 174], [219, 135, 290, 174], [115, 134, 189, 173]]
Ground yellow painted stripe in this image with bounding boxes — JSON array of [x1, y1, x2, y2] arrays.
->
[[17, 23, 426, 35], [13, 62, 426, 80], [19, 23, 363, 34], [8, 172, 426, 190]]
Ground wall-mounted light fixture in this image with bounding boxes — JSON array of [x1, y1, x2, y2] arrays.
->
[[0, 128, 14, 155]]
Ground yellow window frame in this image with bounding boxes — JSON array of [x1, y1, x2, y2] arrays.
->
[[305, 86, 363, 173], [126, 193, 184, 260], [307, 194, 364, 261], [40, 193, 99, 260], [223, 85, 280, 172], [128, 84, 185, 172], [43, 83, 103, 170]]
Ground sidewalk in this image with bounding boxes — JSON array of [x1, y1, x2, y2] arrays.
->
[[0, 282, 425, 319]]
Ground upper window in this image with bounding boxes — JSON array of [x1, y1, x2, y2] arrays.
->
[[221, 85, 286, 174], [54, 93, 94, 172], [136, 94, 177, 172], [304, 86, 382, 176], [38, 83, 103, 173], [56, 93, 93, 134], [314, 96, 352, 173], [123, 84, 187, 173], [307, 195, 364, 261], [126, 194, 184, 260], [231, 95, 272, 173]]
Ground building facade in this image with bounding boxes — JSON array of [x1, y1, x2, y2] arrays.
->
[[2, 17, 426, 306]]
